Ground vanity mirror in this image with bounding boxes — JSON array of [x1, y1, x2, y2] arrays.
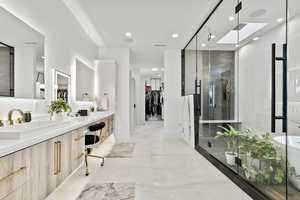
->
[[76, 59, 95, 101], [0, 7, 45, 99], [54, 70, 71, 103]]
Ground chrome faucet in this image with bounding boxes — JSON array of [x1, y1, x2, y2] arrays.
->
[[8, 109, 24, 126]]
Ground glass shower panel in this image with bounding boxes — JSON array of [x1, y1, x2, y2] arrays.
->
[[238, 0, 287, 199], [196, 0, 239, 171], [287, 0, 300, 199], [184, 36, 198, 95]]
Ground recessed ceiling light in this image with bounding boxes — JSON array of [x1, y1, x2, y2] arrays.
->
[[211, 35, 216, 39], [229, 16, 235, 21], [154, 43, 167, 47], [253, 37, 259, 41], [201, 43, 206, 47], [125, 32, 132, 37], [277, 18, 284, 23], [172, 33, 179, 38], [152, 68, 159, 71]]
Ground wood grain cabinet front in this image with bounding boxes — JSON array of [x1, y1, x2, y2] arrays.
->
[[71, 128, 85, 171], [0, 115, 114, 200], [0, 150, 29, 200]]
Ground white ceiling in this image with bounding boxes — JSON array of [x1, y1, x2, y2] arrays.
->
[[67, 0, 219, 68]]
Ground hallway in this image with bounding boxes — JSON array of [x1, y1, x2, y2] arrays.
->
[[48, 121, 252, 200]]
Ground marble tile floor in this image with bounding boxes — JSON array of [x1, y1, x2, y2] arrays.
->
[[46, 121, 252, 200]]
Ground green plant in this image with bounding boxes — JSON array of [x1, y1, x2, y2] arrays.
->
[[214, 125, 241, 154], [47, 99, 70, 116], [240, 133, 295, 185]]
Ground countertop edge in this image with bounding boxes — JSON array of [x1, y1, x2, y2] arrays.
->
[[0, 111, 114, 158]]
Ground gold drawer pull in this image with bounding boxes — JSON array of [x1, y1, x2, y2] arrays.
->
[[74, 135, 84, 141], [0, 167, 26, 183], [57, 141, 62, 174], [75, 153, 84, 160], [54, 142, 59, 175]]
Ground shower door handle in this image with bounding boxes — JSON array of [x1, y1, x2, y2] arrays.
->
[[195, 80, 201, 116], [271, 43, 287, 133]]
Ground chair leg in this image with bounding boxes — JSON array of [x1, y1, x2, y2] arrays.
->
[[85, 148, 89, 176], [88, 154, 105, 167], [101, 157, 104, 167]]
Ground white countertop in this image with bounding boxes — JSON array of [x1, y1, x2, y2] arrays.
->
[[0, 111, 114, 158], [199, 120, 241, 124]]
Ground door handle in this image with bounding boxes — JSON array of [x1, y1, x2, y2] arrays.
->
[[194, 80, 202, 116], [271, 43, 287, 133]]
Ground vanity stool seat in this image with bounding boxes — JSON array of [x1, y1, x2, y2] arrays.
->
[[85, 135, 100, 145], [84, 122, 105, 176]]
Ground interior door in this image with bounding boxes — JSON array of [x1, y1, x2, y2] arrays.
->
[[287, 0, 300, 199], [238, 0, 288, 199]]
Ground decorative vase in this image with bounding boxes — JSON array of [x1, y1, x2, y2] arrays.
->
[[225, 152, 237, 166], [52, 112, 63, 121]]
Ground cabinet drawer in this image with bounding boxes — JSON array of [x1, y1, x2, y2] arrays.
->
[[1, 182, 28, 200], [0, 151, 29, 199], [71, 128, 85, 171]]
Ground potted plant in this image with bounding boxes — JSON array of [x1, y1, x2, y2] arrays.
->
[[214, 125, 240, 166], [239, 133, 294, 185], [47, 99, 70, 120]]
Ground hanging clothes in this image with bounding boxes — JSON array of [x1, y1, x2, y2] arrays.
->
[[145, 90, 163, 120]]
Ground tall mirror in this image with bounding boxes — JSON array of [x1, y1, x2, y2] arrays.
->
[[54, 70, 70, 103], [0, 7, 45, 99], [76, 59, 95, 101]]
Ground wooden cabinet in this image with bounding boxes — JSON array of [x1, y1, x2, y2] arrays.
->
[[71, 128, 85, 171], [0, 150, 28, 199], [0, 114, 114, 200]]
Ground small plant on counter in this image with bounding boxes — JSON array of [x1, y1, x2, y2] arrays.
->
[[47, 99, 70, 116]]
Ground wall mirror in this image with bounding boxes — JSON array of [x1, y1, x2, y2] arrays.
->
[[0, 7, 45, 99], [76, 59, 95, 101], [54, 70, 70, 103]]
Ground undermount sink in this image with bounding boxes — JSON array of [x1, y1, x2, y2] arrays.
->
[[0, 119, 74, 140]]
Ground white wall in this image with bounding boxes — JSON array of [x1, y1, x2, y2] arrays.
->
[[131, 68, 145, 126], [164, 50, 181, 132], [239, 15, 300, 135], [99, 48, 131, 139], [95, 60, 117, 111], [0, 0, 99, 115]]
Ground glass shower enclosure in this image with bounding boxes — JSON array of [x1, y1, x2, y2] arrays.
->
[[182, 0, 300, 199]]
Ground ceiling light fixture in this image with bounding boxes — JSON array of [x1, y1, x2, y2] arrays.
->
[[277, 18, 284, 23], [125, 32, 132, 37], [229, 16, 235, 21], [253, 37, 259, 41], [201, 43, 206, 47], [152, 68, 159, 71], [211, 35, 216, 39], [172, 33, 179, 38]]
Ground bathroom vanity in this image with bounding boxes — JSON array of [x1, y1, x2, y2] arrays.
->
[[0, 111, 114, 200]]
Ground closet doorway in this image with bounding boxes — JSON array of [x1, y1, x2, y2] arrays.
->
[[145, 77, 164, 121]]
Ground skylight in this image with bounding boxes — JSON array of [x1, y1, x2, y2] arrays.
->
[[217, 23, 267, 44]]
